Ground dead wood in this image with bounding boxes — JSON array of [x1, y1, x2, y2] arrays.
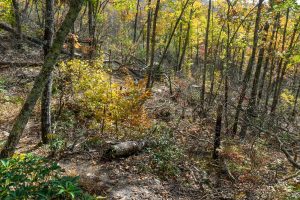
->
[[0, 22, 44, 46], [103, 140, 150, 159]]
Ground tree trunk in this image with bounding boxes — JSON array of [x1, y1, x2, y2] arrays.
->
[[265, 18, 280, 112], [224, 1, 231, 133], [200, 0, 212, 113], [12, 0, 22, 48], [146, 0, 160, 89], [232, 0, 264, 136], [177, 9, 193, 72], [270, 16, 300, 115], [239, 48, 246, 80], [270, 8, 289, 114], [257, 14, 279, 105], [146, 0, 152, 65], [103, 141, 150, 159], [88, 0, 95, 59], [155, 0, 190, 73], [292, 79, 300, 118], [0, 0, 84, 158], [41, 0, 55, 144], [213, 105, 223, 159], [239, 21, 269, 138], [133, 0, 140, 43]]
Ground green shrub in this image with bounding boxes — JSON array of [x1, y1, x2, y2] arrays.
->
[[147, 125, 183, 178], [0, 154, 94, 200]]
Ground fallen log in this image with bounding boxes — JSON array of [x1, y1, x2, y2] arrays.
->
[[0, 22, 71, 56], [0, 61, 43, 69], [103, 140, 149, 159], [0, 22, 44, 46]]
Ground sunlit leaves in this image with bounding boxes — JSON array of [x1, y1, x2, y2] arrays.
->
[[60, 59, 152, 134], [280, 89, 295, 106]]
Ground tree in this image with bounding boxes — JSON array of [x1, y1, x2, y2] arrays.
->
[[239, 20, 270, 137], [200, 0, 212, 114], [0, 0, 84, 158], [146, 0, 160, 89], [41, 0, 55, 144], [231, 0, 264, 137], [11, 0, 22, 48]]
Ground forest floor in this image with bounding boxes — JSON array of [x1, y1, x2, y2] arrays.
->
[[0, 40, 299, 200]]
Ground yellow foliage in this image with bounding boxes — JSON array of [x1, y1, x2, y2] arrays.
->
[[280, 89, 295, 106], [59, 59, 152, 134]]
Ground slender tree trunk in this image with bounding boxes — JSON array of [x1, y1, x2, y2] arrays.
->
[[224, 0, 231, 133], [239, 21, 270, 137], [155, 0, 190, 73], [200, 0, 212, 113], [209, 31, 224, 104], [176, 23, 183, 70], [146, 0, 160, 88], [270, 16, 300, 115], [213, 104, 223, 159], [196, 25, 200, 66], [239, 48, 246, 80], [269, 8, 289, 114], [88, 0, 95, 59], [0, 0, 84, 158], [232, 0, 264, 136], [12, 0, 22, 48], [41, 0, 55, 144], [70, 25, 75, 58], [265, 19, 280, 112], [257, 14, 279, 105], [178, 9, 193, 72], [146, 0, 152, 65], [133, 0, 140, 43], [292, 79, 300, 118]]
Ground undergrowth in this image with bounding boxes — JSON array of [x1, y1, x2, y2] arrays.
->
[[0, 153, 95, 199]]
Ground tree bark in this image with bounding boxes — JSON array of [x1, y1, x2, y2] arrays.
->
[[41, 0, 55, 144], [292, 79, 300, 118], [0, 0, 84, 158], [213, 105, 223, 159], [88, 0, 95, 59], [11, 0, 22, 48], [146, 0, 152, 65], [270, 16, 300, 115], [265, 17, 280, 112], [231, 0, 264, 136], [177, 9, 193, 72], [200, 0, 212, 113], [155, 0, 190, 73], [133, 0, 140, 43], [269, 8, 290, 115], [146, 0, 160, 88], [239, 21, 269, 137], [103, 141, 150, 159], [257, 14, 279, 105]]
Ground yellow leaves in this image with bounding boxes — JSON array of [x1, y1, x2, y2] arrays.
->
[[69, 33, 81, 49], [0, 0, 12, 22], [59, 59, 152, 134], [12, 153, 26, 161], [280, 89, 295, 106]]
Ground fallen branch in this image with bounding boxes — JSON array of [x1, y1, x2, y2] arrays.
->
[[103, 140, 150, 159], [248, 123, 300, 170], [223, 159, 236, 181], [281, 170, 300, 182], [0, 61, 43, 68], [0, 22, 71, 56], [0, 22, 44, 46]]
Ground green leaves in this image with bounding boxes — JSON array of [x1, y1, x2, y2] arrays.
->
[[0, 154, 94, 199]]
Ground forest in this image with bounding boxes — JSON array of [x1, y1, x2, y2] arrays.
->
[[0, 0, 299, 199]]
